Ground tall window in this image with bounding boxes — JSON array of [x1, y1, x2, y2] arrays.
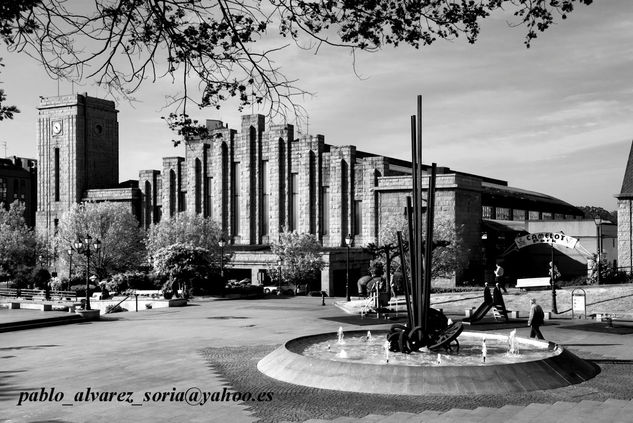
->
[[206, 177, 213, 219], [321, 186, 330, 235], [0, 177, 6, 203], [144, 181, 152, 229], [54, 147, 60, 201], [232, 162, 241, 236], [169, 169, 176, 217], [354, 200, 362, 236], [20, 180, 25, 199], [13, 179, 18, 199], [290, 173, 298, 231], [194, 158, 202, 214], [261, 161, 269, 236]]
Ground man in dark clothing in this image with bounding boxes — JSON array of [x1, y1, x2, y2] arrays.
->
[[483, 282, 493, 305], [528, 298, 545, 339]]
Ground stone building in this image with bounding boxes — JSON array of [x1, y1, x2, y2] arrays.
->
[[0, 156, 37, 226], [36, 94, 586, 294], [36, 94, 141, 245], [617, 141, 633, 273], [137, 115, 584, 292]]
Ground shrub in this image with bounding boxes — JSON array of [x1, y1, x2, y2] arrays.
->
[[32, 267, 51, 289], [105, 304, 127, 313], [597, 263, 631, 285]]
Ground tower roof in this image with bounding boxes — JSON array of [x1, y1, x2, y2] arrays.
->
[[618, 141, 633, 198]]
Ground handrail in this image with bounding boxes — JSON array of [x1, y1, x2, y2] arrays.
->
[[105, 295, 130, 314]]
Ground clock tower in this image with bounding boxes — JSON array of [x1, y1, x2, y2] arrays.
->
[[36, 94, 119, 236]]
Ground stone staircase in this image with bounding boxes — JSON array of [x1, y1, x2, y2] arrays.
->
[[284, 399, 633, 423]]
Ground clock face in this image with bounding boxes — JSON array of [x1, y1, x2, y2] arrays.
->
[[52, 121, 62, 135]]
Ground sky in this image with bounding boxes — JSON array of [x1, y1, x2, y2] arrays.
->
[[1, 1, 632, 212]]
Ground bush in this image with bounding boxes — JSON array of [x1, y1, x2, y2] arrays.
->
[[31, 267, 51, 289], [597, 263, 631, 285], [70, 284, 98, 298], [105, 304, 127, 313], [108, 272, 165, 292]]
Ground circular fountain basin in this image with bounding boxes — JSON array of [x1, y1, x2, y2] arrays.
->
[[257, 330, 598, 395]]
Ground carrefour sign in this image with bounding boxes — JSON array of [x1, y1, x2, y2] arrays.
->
[[515, 232, 578, 250]]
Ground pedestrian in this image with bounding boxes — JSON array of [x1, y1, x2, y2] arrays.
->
[[549, 261, 561, 286], [528, 298, 545, 340], [494, 262, 507, 293]]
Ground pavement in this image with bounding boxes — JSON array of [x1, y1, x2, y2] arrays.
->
[[2, 294, 633, 423]]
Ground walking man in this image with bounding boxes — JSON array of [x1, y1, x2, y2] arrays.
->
[[528, 298, 545, 340]]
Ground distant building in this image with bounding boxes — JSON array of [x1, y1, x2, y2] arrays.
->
[[0, 155, 37, 226], [36, 94, 586, 292]]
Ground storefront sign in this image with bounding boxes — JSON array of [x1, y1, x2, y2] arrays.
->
[[514, 232, 578, 250]]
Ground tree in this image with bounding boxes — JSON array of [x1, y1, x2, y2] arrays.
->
[[145, 212, 227, 268], [56, 202, 146, 278], [0, 201, 37, 279], [371, 212, 468, 281], [152, 243, 214, 297], [269, 228, 324, 289], [1, 1, 592, 136], [576, 206, 617, 224]]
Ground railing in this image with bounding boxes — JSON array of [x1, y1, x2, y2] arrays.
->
[[0, 288, 78, 300], [105, 295, 131, 314]]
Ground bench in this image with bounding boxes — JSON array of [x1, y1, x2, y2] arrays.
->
[[516, 277, 551, 290]]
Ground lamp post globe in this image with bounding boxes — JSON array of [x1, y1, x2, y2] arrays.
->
[[218, 238, 226, 279], [345, 234, 353, 302]]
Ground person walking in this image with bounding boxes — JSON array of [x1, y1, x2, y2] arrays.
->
[[528, 298, 545, 340], [494, 263, 507, 293]]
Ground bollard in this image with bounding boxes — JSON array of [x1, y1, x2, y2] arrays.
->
[[135, 293, 139, 312], [321, 291, 326, 306]]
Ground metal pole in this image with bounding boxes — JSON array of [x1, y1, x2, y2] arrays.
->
[[85, 247, 91, 310], [410, 114, 420, 329], [397, 231, 413, 330], [406, 197, 417, 327], [423, 163, 437, 334], [68, 253, 72, 291], [597, 223, 602, 285], [346, 244, 350, 302], [220, 246, 224, 279], [551, 244, 557, 314]]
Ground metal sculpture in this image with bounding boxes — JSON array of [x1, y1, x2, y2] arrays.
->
[[387, 95, 463, 353]]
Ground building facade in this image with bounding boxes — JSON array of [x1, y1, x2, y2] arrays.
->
[[0, 156, 37, 226], [137, 115, 584, 291], [36, 94, 588, 293]]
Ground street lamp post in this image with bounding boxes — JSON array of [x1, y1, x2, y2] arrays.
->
[[550, 246, 558, 314], [277, 259, 283, 295], [594, 217, 602, 285], [73, 234, 101, 310], [345, 233, 353, 302], [218, 238, 226, 280], [67, 248, 73, 291]]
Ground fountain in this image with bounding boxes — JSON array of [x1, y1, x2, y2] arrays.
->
[[508, 329, 520, 355], [258, 96, 598, 395], [337, 326, 345, 344]]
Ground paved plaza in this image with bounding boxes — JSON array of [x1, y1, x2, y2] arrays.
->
[[2, 295, 633, 423]]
